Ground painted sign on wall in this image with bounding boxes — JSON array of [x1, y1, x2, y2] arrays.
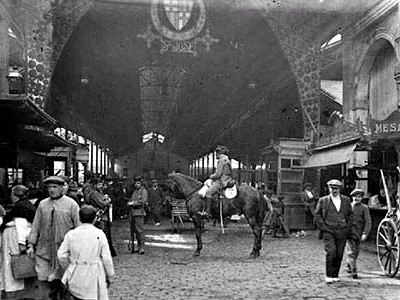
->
[[371, 111, 400, 139]]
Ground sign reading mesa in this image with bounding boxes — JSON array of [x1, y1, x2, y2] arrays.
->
[[371, 111, 400, 139]]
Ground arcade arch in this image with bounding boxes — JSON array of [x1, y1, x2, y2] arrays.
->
[[354, 36, 398, 122]]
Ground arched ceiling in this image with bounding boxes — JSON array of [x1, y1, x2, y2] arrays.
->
[[48, 0, 382, 164]]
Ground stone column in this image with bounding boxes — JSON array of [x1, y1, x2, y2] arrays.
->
[[394, 62, 400, 107], [0, 17, 9, 93]]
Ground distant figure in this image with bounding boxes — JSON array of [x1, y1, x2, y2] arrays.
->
[[346, 189, 371, 279], [127, 176, 148, 254], [369, 187, 393, 208], [270, 194, 290, 238], [315, 179, 353, 284], [67, 181, 80, 206], [301, 182, 317, 225], [147, 179, 165, 226], [58, 205, 115, 300], [262, 189, 275, 235]]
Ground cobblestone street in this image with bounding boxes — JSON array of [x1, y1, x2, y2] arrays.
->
[[108, 219, 400, 300]]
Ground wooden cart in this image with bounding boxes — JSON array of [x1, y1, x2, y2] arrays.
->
[[376, 169, 400, 277]]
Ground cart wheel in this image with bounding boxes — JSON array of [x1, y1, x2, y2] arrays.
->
[[377, 218, 400, 277]]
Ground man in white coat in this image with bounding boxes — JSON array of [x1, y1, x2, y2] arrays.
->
[[58, 205, 115, 300]]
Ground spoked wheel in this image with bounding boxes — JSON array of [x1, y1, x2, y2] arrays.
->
[[377, 218, 400, 277]]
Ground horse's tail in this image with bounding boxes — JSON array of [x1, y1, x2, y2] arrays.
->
[[257, 191, 268, 226]]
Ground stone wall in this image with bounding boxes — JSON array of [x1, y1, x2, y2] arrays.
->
[[342, 1, 400, 124]]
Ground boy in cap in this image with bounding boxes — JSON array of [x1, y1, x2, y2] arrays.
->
[[58, 205, 115, 300], [27, 175, 80, 299], [346, 188, 371, 279], [315, 179, 353, 284]]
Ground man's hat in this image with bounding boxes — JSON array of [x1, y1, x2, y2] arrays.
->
[[215, 145, 229, 155], [12, 185, 28, 198], [350, 189, 364, 197], [304, 182, 312, 187], [327, 179, 342, 188], [151, 179, 158, 184], [43, 176, 66, 185], [69, 181, 79, 191], [134, 176, 142, 182]]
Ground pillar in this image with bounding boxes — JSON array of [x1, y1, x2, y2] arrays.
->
[[99, 148, 103, 175], [238, 161, 242, 184], [212, 152, 216, 171], [94, 143, 98, 174], [206, 154, 210, 177], [202, 156, 205, 179], [89, 141, 94, 172]]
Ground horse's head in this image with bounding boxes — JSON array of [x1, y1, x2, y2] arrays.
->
[[165, 178, 186, 199], [167, 172, 203, 198]]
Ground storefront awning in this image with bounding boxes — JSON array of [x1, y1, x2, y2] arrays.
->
[[302, 143, 357, 168]]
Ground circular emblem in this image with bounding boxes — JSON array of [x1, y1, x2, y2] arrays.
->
[[151, 0, 206, 41]]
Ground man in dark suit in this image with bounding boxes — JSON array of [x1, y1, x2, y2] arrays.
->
[[315, 179, 353, 284]]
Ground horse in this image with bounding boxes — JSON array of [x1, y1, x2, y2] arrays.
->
[[167, 172, 269, 258]]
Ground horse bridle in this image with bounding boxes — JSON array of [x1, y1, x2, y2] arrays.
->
[[170, 178, 202, 201]]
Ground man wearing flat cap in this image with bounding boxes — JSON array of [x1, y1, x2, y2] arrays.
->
[[27, 175, 80, 299], [346, 188, 371, 279], [315, 179, 353, 284]]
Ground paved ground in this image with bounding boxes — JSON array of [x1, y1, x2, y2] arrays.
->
[[108, 219, 400, 300]]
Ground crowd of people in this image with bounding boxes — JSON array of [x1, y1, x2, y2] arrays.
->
[[0, 173, 169, 299], [0, 164, 384, 300]]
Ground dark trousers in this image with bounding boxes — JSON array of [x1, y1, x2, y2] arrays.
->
[[129, 214, 145, 248], [95, 219, 117, 257], [323, 230, 347, 278], [150, 204, 162, 223]]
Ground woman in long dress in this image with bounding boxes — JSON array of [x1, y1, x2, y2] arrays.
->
[[0, 185, 36, 299]]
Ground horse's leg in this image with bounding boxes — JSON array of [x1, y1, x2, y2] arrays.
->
[[246, 215, 263, 259], [193, 216, 203, 256]]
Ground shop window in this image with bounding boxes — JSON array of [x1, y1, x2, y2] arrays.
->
[[8, 168, 23, 185], [292, 159, 301, 167], [53, 161, 66, 176], [281, 159, 291, 169]]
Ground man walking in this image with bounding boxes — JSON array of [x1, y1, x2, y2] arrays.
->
[[346, 188, 371, 279], [27, 176, 80, 299], [127, 176, 148, 254], [315, 179, 353, 284], [148, 179, 165, 226]]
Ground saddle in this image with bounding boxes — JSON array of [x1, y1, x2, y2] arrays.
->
[[198, 181, 238, 199], [223, 185, 237, 199]]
